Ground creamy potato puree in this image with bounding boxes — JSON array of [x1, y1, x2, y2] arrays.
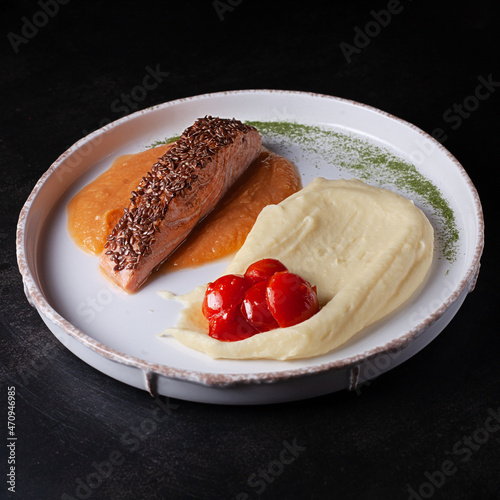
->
[[160, 178, 434, 360]]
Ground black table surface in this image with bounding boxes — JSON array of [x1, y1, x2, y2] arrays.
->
[[1, 1, 499, 499]]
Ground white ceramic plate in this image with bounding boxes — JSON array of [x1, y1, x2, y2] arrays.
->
[[17, 90, 484, 404]]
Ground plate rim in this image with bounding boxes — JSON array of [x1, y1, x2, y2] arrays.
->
[[16, 89, 485, 387]]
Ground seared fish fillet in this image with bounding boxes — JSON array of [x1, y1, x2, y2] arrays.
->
[[100, 116, 262, 292]]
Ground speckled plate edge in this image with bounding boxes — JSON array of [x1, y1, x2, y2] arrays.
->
[[16, 89, 484, 396]]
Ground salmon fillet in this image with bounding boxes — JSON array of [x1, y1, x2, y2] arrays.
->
[[100, 116, 262, 292]]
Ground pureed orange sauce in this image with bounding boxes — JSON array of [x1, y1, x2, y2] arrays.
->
[[67, 144, 301, 271], [67, 144, 173, 255]]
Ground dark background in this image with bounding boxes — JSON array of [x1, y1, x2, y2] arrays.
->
[[1, 1, 499, 499]]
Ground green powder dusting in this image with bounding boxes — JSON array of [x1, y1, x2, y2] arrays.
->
[[246, 121, 459, 262], [147, 120, 459, 263], [148, 135, 180, 148]]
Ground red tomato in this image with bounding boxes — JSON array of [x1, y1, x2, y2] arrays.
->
[[208, 309, 258, 342], [202, 274, 249, 321], [241, 281, 279, 332], [244, 258, 287, 285], [202, 261, 319, 342], [266, 272, 319, 328]]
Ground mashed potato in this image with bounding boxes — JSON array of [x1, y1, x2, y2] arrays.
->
[[160, 178, 434, 360]]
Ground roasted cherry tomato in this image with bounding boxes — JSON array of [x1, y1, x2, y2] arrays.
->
[[208, 309, 258, 342], [244, 258, 288, 285], [266, 271, 319, 328], [202, 260, 319, 342], [202, 274, 249, 321], [241, 281, 279, 332]]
